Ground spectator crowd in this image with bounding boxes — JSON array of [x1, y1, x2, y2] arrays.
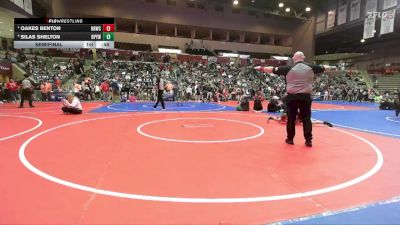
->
[[0, 50, 399, 112]]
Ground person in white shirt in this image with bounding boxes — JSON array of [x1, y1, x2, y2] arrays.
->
[[186, 86, 192, 101], [61, 94, 82, 114]]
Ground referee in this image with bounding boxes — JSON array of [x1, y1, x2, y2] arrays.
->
[[18, 73, 37, 108], [256, 51, 336, 147], [153, 75, 166, 110]]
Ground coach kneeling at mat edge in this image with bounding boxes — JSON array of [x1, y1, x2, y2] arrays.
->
[[62, 94, 83, 114], [255, 51, 336, 147]]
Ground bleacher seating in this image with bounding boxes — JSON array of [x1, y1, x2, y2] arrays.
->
[[376, 74, 400, 93]]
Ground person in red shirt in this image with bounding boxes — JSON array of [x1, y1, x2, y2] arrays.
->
[[6, 79, 18, 102], [100, 80, 110, 102]]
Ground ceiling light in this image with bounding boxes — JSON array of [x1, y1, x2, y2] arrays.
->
[[305, 7, 311, 12], [360, 39, 365, 43], [279, 3, 284, 8], [233, 0, 239, 5], [285, 7, 290, 12]]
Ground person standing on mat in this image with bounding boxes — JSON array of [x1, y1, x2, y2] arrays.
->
[[255, 51, 336, 147], [61, 94, 83, 114], [395, 92, 400, 117], [153, 75, 166, 110], [253, 91, 264, 112], [18, 74, 37, 108], [6, 78, 18, 103]]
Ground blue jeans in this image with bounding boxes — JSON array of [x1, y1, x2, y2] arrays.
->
[[10, 91, 18, 101], [102, 92, 109, 102]]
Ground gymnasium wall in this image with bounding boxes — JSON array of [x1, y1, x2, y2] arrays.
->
[[115, 32, 292, 55], [61, 0, 298, 36]]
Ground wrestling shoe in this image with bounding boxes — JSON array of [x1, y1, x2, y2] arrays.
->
[[305, 140, 312, 147], [323, 121, 333, 127], [285, 139, 294, 145]]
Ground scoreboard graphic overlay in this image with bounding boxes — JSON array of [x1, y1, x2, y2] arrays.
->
[[14, 18, 115, 49]]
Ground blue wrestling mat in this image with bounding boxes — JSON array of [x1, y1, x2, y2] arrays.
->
[[284, 197, 400, 225], [91, 102, 236, 113], [312, 110, 400, 138], [315, 100, 379, 109]]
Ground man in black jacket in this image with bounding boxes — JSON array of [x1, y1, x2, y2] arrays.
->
[[395, 92, 400, 117], [153, 75, 166, 110]]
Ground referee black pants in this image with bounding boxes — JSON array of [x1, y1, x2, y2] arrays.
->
[[20, 89, 33, 107], [154, 90, 165, 109], [286, 93, 312, 142]]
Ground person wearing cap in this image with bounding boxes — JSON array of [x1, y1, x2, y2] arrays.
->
[[255, 51, 336, 147]]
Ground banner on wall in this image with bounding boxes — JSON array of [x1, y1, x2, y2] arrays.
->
[[338, 4, 347, 25], [380, 8, 396, 35], [363, 16, 376, 39], [383, 0, 398, 10], [0, 61, 13, 77], [326, 10, 336, 29], [365, 0, 378, 14], [350, 0, 361, 21], [13, 0, 24, 9], [24, 0, 32, 15]]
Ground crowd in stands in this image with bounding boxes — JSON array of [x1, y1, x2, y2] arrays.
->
[[70, 56, 290, 104], [0, 50, 84, 102], [314, 73, 377, 102], [0, 49, 399, 113]]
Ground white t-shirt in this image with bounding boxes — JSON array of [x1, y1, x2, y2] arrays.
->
[[186, 87, 192, 94], [63, 97, 82, 110]]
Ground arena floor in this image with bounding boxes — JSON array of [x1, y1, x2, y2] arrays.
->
[[1, 101, 399, 224]]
